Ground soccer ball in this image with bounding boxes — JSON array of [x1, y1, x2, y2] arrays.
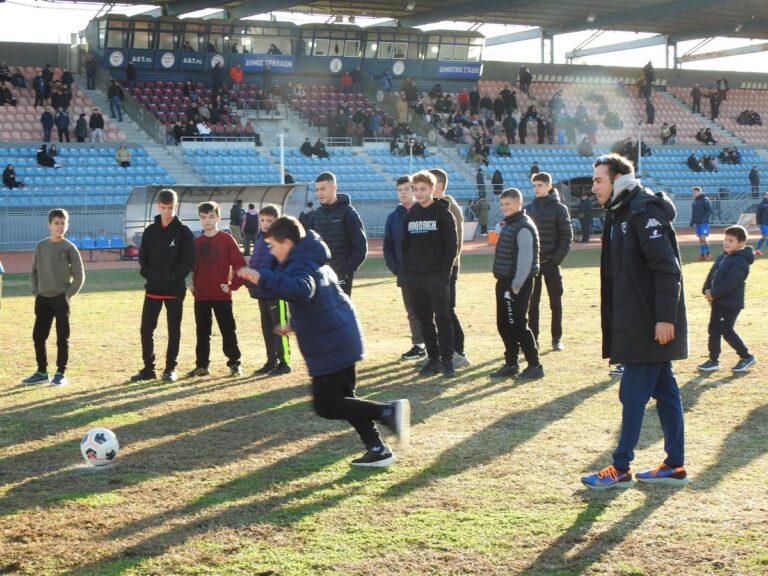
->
[[80, 428, 119, 466]]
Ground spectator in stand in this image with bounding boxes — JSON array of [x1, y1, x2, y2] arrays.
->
[[242, 203, 260, 256], [476, 168, 486, 197], [184, 119, 199, 139], [457, 88, 469, 113], [403, 77, 418, 106], [0, 62, 9, 83], [40, 107, 54, 143], [37, 145, 61, 169], [89, 107, 105, 143], [687, 153, 703, 172], [293, 82, 306, 98], [643, 60, 655, 85], [749, 166, 760, 197], [33, 70, 46, 108], [50, 79, 69, 110], [196, 119, 212, 139], [172, 120, 184, 144], [660, 122, 671, 145], [351, 65, 362, 93], [42, 64, 53, 100], [367, 112, 381, 139], [645, 98, 656, 125], [496, 140, 511, 157], [300, 137, 313, 157], [0, 82, 16, 107], [124, 62, 136, 89], [74, 113, 88, 143], [85, 55, 96, 90], [479, 92, 493, 121], [10, 67, 26, 89], [54, 107, 70, 142], [262, 63, 272, 94], [577, 136, 594, 157], [536, 114, 546, 144], [716, 78, 729, 102], [690, 84, 702, 113], [396, 94, 409, 125], [492, 94, 505, 122], [700, 128, 717, 146], [182, 40, 194, 52], [491, 170, 504, 196], [667, 124, 677, 144], [229, 64, 243, 92], [380, 69, 393, 92], [3, 164, 24, 189], [701, 155, 718, 172], [518, 65, 532, 96], [578, 193, 594, 243], [709, 91, 721, 121], [263, 43, 280, 54], [530, 161, 540, 177], [283, 169, 295, 184], [230, 41, 239, 54], [108, 79, 124, 122], [428, 83, 443, 99], [340, 70, 353, 93], [116, 144, 132, 168], [212, 62, 225, 92], [518, 114, 528, 144], [49, 144, 59, 160], [313, 138, 330, 159]]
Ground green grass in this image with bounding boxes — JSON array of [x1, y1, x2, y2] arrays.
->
[[0, 245, 766, 575]]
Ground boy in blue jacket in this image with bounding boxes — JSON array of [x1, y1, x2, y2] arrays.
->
[[246, 205, 291, 376], [698, 225, 756, 373], [239, 216, 410, 468]]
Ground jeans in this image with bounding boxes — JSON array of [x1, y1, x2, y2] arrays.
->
[[140, 295, 184, 372], [406, 273, 454, 366], [57, 128, 70, 142], [495, 278, 538, 366], [449, 266, 465, 355], [579, 217, 591, 242], [110, 95, 122, 121], [194, 300, 241, 368], [529, 260, 564, 344], [42, 127, 52, 142], [86, 70, 96, 90], [311, 364, 386, 448], [90, 128, 104, 143], [708, 306, 749, 360], [613, 362, 685, 470], [33, 294, 70, 373]]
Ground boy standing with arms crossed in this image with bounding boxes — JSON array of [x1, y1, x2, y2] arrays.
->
[[23, 208, 84, 386], [698, 225, 756, 373], [246, 205, 292, 376], [131, 189, 195, 383], [188, 201, 247, 378], [491, 189, 543, 380], [239, 216, 410, 467]]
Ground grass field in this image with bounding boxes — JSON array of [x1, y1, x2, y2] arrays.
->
[[1, 245, 767, 576]]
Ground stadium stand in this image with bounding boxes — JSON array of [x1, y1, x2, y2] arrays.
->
[[290, 85, 392, 131]]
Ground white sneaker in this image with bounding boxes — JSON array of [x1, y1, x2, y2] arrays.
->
[[452, 352, 470, 369]]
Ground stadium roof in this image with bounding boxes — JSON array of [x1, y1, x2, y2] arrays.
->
[[142, 0, 768, 41]]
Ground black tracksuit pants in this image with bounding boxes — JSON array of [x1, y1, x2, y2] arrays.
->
[[708, 305, 750, 360], [311, 364, 387, 448], [449, 266, 465, 355], [406, 272, 454, 367], [194, 300, 241, 368], [529, 260, 564, 344], [33, 294, 70, 374], [258, 298, 290, 366], [496, 278, 539, 367], [140, 294, 184, 372]]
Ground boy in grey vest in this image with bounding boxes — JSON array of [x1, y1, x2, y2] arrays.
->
[[491, 188, 543, 380]]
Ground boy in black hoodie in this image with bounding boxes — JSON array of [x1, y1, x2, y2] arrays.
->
[[402, 170, 458, 378], [131, 189, 195, 382], [698, 225, 756, 373]]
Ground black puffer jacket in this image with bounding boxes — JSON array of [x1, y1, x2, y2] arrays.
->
[[600, 184, 688, 364], [690, 194, 712, 226], [703, 246, 754, 309], [493, 210, 539, 281], [307, 193, 368, 278], [525, 190, 572, 265]]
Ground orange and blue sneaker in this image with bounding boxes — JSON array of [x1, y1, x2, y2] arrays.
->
[[635, 463, 690, 486], [581, 464, 635, 490]]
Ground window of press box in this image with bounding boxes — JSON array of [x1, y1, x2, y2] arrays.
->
[[158, 30, 178, 50], [377, 42, 393, 59], [393, 42, 408, 59], [98, 21, 106, 49], [467, 45, 481, 62], [344, 40, 359, 58], [438, 44, 454, 60], [452, 44, 468, 61], [106, 30, 128, 49], [426, 43, 438, 59]]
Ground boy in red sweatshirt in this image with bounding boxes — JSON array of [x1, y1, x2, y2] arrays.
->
[[188, 201, 247, 377]]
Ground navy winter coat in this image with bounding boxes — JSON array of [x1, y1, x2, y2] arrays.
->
[[703, 246, 754, 310], [247, 234, 278, 299], [257, 231, 364, 377], [690, 194, 712, 226], [383, 203, 408, 286], [308, 193, 367, 279], [756, 199, 768, 226]]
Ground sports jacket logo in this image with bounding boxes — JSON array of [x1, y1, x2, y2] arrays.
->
[[645, 218, 662, 228], [649, 229, 662, 239], [169, 239, 176, 247]]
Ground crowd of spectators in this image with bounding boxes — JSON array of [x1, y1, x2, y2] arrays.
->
[[687, 152, 719, 173], [695, 128, 717, 146], [299, 137, 330, 159], [737, 110, 762, 126]]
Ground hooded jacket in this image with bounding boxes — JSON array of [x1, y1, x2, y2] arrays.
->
[[402, 198, 457, 279], [257, 231, 364, 377], [525, 190, 572, 265], [383, 203, 409, 286], [600, 176, 687, 364], [703, 246, 754, 310], [139, 215, 195, 296], [307, 193, 367, 279], [690, 193, 713, 226]]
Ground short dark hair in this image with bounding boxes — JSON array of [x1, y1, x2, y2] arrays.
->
[[259, 204, 279, 218], [429, 168, 448, 189], [264, 215, 305, 244], [198, 201, 220, 216], [316, 172, 336, 185], [248, 203, 255, 209], [530, 172, 552, 185], [48, 208, 68, 223], [306, 201, 314, 208], [157, 188, 178, 205], [724, 225, 747, 243], [593, 153, 635, 178], [396, 175, 412, 187], [499, 188, 522, 201]]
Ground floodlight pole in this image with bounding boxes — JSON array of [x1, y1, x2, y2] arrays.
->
[[279, 132, 285, 184]]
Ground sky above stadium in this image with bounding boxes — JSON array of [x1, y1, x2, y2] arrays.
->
[[1, 0, 766, 74]]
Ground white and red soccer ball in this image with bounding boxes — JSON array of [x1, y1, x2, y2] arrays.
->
[[80, 427, 119, 466]]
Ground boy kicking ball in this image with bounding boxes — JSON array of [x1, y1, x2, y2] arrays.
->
[[698, 225, 756, 374], [238, 216, 410, 467]]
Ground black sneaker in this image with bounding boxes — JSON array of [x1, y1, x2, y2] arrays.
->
[[350, 444, 397, 468], [161, 370, 177, 382], [229, 365, 243, 377], [609, 364, 625, 377], [130, 369, 157, 382], [401, 345, 426, 361], [697, 359, 720, 372], [22, 371, 50, 385], [253, 362, 276, 375], [518, 364, 545, 381], [442, 365, 457, 379], [187, 367, 210, 378], [381, 399, 411, 445], [552, 341, 564, 351], [732, 355, 756, 373], [269, 363, 292, 376], [418, 360, 441, 376], [490, 364, 520, 378]]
